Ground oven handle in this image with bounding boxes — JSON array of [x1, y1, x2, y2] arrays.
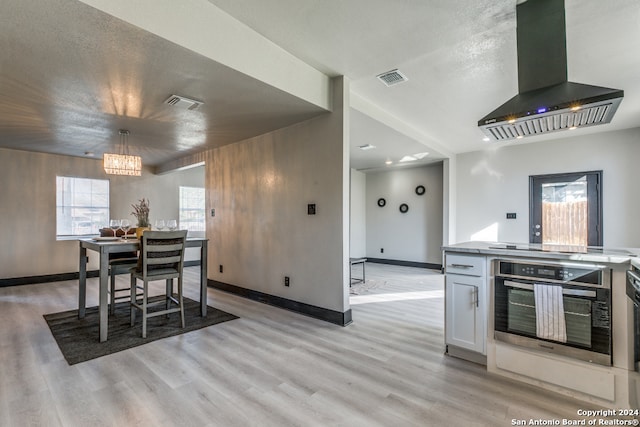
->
[[504, 280, 596, 298]]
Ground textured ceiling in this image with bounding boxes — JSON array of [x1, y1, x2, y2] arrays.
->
[[2, 0, 640, 171], [209, 0, 640, 167], [0, 0, 326, 167]]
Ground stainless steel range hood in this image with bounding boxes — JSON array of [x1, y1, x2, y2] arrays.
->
[[478, 0, 623, 142]]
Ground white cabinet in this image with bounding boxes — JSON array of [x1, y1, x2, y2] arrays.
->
[[445, 253, 486, 355]]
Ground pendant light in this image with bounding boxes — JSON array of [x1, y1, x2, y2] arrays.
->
[[103, 129, 142, 176]]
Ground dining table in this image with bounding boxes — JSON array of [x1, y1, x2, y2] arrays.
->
[[78, 236, 208, 342]]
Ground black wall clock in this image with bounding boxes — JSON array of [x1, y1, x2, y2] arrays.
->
[[415, 185, 426, 196], [399, 203, 409, 213], [377, 198, 386, 207]]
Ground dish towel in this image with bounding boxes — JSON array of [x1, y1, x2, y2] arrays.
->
[[534, 283, 567, 343]]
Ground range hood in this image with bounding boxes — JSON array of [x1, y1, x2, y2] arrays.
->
[[478, 0, 623, 141]]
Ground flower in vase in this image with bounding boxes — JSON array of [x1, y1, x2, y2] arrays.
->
[[131, 198, 150, 227]]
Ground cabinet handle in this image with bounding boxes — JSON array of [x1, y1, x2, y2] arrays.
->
[[469, 286, 479, 308], [475, 287, 479, 308], [449, 263, 474, 269]]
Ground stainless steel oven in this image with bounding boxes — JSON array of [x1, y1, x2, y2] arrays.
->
[[626, 265, 640, 371], [494, 259, 611, 366]]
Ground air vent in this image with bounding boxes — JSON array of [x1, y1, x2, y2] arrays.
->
[[484, 102, 615, 141], [376, 69, 408, 87], [164, 95, 203, 111], [358, 144, 376, 150]]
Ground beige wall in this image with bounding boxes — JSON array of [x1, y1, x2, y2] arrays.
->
[[205, 78, 350, 313], [0, 147, 203, 279]]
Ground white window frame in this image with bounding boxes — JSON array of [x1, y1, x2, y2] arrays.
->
[[179, 186, 205, 236], [56, 176, 109, 238]]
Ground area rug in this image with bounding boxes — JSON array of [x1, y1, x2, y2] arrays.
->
[[44, 296, 238, 365]]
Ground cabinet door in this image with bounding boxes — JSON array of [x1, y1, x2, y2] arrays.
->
[[445, 274, 484, 354]]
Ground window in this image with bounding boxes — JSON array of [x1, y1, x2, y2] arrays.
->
[[179, 186, 205, 235], [56, 176, 109, 237]]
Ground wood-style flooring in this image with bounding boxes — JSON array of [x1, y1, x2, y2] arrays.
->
[[0, 263, 596, 426]]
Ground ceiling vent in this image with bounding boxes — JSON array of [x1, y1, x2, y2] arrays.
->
[[164, 95, 204, 111], [376, 69, 408, 87]]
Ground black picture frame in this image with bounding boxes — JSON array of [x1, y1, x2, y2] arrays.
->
[[377, 198, 386, 207], [415, 185, 425, 196], [399, 203, 409, 213]]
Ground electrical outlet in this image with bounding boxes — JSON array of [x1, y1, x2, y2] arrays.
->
[[307, 204, 316, 215], [284, 276, 290, 287], [380, 248, 384, 253], [219, 265, 223, 273], [211, 208, 216, 217]]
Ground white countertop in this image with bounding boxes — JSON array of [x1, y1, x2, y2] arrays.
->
[[442, 241, 639, 264]]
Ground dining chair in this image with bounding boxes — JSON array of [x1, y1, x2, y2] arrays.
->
[[129, 230, 188, 338], [99, 227, 139, 315]]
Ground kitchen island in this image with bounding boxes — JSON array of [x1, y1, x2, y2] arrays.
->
[[443, 242, 640, 409]]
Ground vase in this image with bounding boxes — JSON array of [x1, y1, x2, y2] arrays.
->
[[136, 227, 150, 239]]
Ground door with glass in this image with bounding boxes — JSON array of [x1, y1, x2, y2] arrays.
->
[[529, 171, 602, 246]]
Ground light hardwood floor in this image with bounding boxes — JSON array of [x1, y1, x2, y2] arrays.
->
[[0, 263, 597, 426]]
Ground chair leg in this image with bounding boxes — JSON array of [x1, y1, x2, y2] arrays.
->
[[130, 275, 136, 327], [142, 280, 148, 338], [165, 278, 172, 313], [178, 277, 185, 328], [110, 271, 116, 315]]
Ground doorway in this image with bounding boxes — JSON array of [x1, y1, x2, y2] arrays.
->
[[529, 171, 602, 246]]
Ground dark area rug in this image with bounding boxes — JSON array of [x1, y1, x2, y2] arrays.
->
[[44, 296, 238, 365]]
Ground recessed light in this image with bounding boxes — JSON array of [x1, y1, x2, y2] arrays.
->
[[385, 159, 393, 165], [399, 155, 417, 163], [482, 137, 491, 142]]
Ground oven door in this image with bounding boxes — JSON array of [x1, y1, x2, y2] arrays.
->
[[505, 281, 594, 347], [494, 277, 611, 365]]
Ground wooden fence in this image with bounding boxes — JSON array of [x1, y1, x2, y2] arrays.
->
[[541, 200, 588, 246]]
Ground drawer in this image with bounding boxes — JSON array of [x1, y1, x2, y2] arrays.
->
[[445, 253, 485, 277]]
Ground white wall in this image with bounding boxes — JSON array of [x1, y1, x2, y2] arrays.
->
[[455, 127, 640, 247], [365, 163, 444, 264], [350, 169, 366, 258], [205, 77, 349, 313], [0, 147, 204, 279]]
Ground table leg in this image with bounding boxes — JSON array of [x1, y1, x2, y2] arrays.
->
[[200, 242, 208, 317], [99, 250, 109, 342], [78, 245, 87, 318]]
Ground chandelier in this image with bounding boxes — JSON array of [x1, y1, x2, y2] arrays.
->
[[103, 129, 142, 176]]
